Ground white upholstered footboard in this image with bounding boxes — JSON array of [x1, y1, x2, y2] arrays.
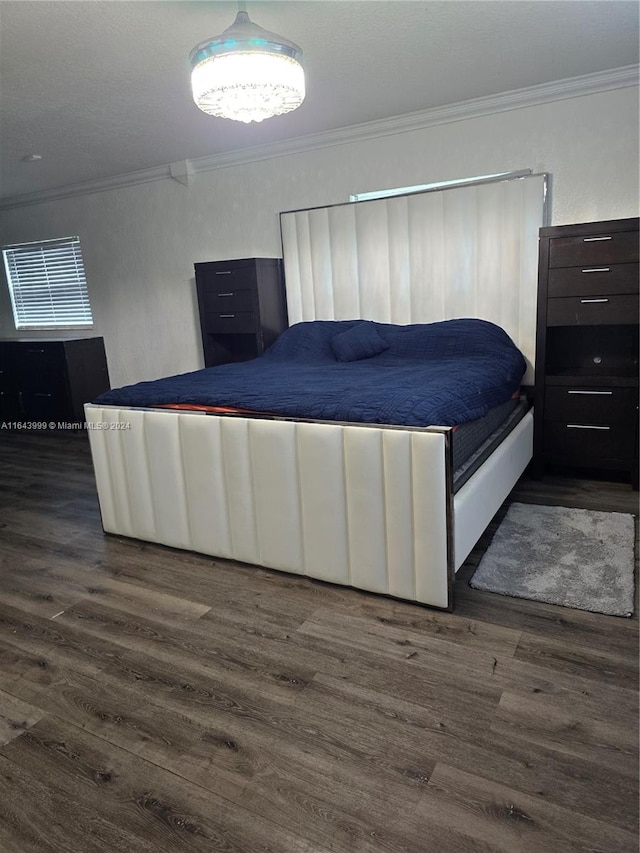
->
[[85, 405, 534, 610], [85, 405, 455, 609]]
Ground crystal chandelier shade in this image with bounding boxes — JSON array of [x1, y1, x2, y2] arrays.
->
[[190, 11, 305, 123]]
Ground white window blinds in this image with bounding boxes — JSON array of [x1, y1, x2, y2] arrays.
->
[[2, 236, 94, 328]]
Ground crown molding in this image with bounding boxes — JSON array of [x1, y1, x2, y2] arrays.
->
[[191, 65, 639, 175], [0, 164, 173, 212], [1, 64, 637, 212]]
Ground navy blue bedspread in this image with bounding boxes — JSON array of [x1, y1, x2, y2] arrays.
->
[[95, 319, 526, 427]]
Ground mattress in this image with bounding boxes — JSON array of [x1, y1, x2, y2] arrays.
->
[[452, 397, 528, 491], [95, 319, 527, 428], [451, 398, 518, 470]]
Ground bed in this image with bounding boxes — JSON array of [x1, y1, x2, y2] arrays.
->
[[86, 172, 547, 610]]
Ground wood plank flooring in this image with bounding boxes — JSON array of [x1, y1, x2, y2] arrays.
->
[[0, 431, 637, 852]]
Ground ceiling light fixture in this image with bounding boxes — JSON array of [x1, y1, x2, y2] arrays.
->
[[189, 8, 305, 124]]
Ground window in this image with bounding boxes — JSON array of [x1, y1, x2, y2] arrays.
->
[[350, 169, 532, 202], [2, 236, 93, 329]]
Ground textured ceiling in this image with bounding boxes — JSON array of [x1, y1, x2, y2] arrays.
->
[[0, 0, 638, 202]]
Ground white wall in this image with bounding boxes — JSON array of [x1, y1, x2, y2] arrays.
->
[[0, 85, 638, 388]]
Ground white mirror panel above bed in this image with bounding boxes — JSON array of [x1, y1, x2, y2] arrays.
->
[[280, 173, 547, 385]]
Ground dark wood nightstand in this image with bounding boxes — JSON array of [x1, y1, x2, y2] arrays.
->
[[533, 217, 639, 488], [194, 258, 288, 367]]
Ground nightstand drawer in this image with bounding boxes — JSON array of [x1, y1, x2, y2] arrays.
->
[[206, 311, 257, 333], [548, 263, 639, 298], [198, 263, 257, 293], [202, 289, 255, 312], [544, 387, 638, 424], [549, 231, 639, 267], [544, 421, 636, 465], [547, 294, 638, 326]]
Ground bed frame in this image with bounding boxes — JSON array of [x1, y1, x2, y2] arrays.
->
[[86, 173, 546, 611]]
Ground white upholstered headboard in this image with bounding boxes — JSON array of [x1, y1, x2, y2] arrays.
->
[[280, 173, 548, 384]]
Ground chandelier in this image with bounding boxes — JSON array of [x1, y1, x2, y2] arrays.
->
[[190, 10, 305, 124]]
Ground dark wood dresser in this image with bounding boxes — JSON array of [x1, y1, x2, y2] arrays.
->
[[195, 258, 288, 367], [0, 337, 110, 426], [533, 217, 639, 487]]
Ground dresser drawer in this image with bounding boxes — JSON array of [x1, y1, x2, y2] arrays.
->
[[202, 289, 255, 313], [544, 421, 636, 466], [20, 390, 69, 421], [548, 263, 639, 298], [0, 390, 22, 421], [547, 294, 638, 326], [15, 342, 66, 383], [544, 386, 638, 425], [0, 364, 19, 391], [197, 264, 257, 294], [549, 231, 639, 268], [206, 311, 257, 333]]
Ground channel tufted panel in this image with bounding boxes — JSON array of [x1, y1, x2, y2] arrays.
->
[[145, 411, 192, 550], [178, 413, 232, 558], [295, 421, 349, 584], [86, 407, 452, 609], [85, 406, 119, 535], [247, 418, 304, 573], [118, 408, 156, 541], [281, 173, 546, 384]]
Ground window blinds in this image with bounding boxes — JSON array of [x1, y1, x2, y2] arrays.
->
[[2, 236, 93, 328]]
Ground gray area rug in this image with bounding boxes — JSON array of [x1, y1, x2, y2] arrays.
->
[[470, 503, 636, 617]]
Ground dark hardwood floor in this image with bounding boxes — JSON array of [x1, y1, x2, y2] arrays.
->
[[0, 431, 637, 852]]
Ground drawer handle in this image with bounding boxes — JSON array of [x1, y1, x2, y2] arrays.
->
[[566, 424, 611, 431], [567, 390, 613, 396], [581, 267, 610, 273], [215, 270, 232, 275], [580, 298, 609, 304], [217, 292, 234, 297], [27, 348, 46, 353], [583, 236, 612, 242], [219, 314, 236, 319], [34, 393, 52, 398]]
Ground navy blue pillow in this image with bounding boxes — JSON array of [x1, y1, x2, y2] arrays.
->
[[330, 321, 389, 362]]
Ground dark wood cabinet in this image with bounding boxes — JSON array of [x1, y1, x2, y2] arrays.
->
[[0, 337, 110, 426], [194, 258, 288, 367], [533, 217, 639, 487]]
